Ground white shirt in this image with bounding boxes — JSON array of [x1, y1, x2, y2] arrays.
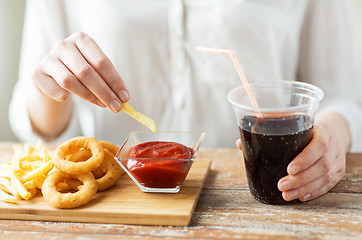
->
[[10, 0, 362, 151]]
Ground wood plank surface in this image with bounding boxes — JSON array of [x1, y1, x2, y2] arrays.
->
[[0, 145, 361, 239]]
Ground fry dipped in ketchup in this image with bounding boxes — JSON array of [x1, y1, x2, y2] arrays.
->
[[127, 141, 194, 188]]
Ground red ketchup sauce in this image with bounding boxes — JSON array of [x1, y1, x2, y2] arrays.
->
[[127, 141, 195, 188]]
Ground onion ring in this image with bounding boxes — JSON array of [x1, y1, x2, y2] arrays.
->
[[99, 140, 120, 155], [67, 141, 118, 161], [52, 137, 104, 175], [42, 170, 97, 209], [92, 149, 124, 191]]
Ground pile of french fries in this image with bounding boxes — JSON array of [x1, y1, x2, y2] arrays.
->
[[0, 141, 53, 203]]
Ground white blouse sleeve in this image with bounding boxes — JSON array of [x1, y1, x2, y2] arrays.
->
[[298, 0, 362, 152], [8, 0, 81, 145]]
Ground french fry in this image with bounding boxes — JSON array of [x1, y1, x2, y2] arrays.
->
[[23, 180, 37, 190], [23, 179, 43, 196], [23, 143, 35, 155], [34, 176, 47, 189], [21, 161, 53, 182], [0, 177, 20, 198], [121, 103, 157, 133], [29, 187, 38, 198], [21, 160, 44, 170], [10, 173, 31, 200], [40, 148, 52, 162], [0, 189, 17, 204], [11, 143, 23, 170], [0, 183, 7, 193]]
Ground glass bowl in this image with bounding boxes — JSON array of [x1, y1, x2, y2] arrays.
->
[[114, 131, 205, 193]]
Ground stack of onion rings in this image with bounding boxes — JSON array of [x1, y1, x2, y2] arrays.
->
[[41, 137, 124, 209]]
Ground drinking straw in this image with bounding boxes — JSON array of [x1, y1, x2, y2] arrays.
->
[[196, 47, 261, 117]]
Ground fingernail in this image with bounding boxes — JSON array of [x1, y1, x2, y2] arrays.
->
[[118, 90, 129, 103], [302, 193, 311, 202], [288, 165, 300, 175], [109, 99, 122, 112], [235, 139, 242, 150], [279, 181, 292, 191]]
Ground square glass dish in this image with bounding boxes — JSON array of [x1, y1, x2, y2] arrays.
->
[[115, 131, 205, 193]]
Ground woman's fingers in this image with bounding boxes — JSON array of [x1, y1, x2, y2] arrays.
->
[[280, 165, 345, 201], [278, 122, 346, 202], [68, 32, 129, 102], [35, 32, 130, 112], [39, 55, 106, 108], [278, 151, 335, 191], [286, 125, 329, 176], [32, 68, 70, 102], [299, 168, 345, 201], [54, 39, 123, 112]]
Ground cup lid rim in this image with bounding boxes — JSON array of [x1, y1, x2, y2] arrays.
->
[[227, 80, 324, 113]]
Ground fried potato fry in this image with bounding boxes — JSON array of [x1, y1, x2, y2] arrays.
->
[[0, 189, 17, 203], [121, 103, 157, 133], [0, 177, 20, 198], [10, 173, 32, 200], [21, 161, 53, 182], [20, 160, 45, 170]]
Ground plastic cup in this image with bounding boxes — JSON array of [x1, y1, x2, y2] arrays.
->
[[227, 80, 324, 204]]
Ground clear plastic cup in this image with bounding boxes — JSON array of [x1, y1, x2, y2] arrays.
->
[[227, 80, 324, 204]]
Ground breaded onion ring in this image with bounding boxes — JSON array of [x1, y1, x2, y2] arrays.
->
[[92, 149, 124, 191], [52, 137, 104, 175], [42, 170, 97, 209], [99, 140, 120, 155]]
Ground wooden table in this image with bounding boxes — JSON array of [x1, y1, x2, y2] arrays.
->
[[0, 144, 361, 239]]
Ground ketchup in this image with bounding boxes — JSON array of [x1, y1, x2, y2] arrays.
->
[[127, 141, 194, 188]]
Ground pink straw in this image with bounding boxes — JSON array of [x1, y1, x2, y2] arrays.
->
[[196, 46, 262, 117]]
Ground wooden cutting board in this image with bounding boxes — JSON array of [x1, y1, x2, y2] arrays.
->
[[0, 158, 211, 226]]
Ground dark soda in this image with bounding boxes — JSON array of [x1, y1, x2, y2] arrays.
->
[[239, 114, 313, 204]]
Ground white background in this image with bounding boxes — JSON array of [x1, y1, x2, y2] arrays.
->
[[0, 0, 361, 142]]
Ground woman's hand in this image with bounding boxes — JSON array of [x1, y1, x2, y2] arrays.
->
[[29, 32, 129, 139], [236, 112, 350, 202], [32, 32, 129, 112], [277, 112, 350, 201]]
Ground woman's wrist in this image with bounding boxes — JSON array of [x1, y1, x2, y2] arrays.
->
[[315, 112, 351, 153], [28, 86, 73, 140]]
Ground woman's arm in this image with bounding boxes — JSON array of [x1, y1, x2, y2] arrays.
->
[[28, 32, 130, 140], [10, 0, 129, 142], [278, 0, 361, 201]]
